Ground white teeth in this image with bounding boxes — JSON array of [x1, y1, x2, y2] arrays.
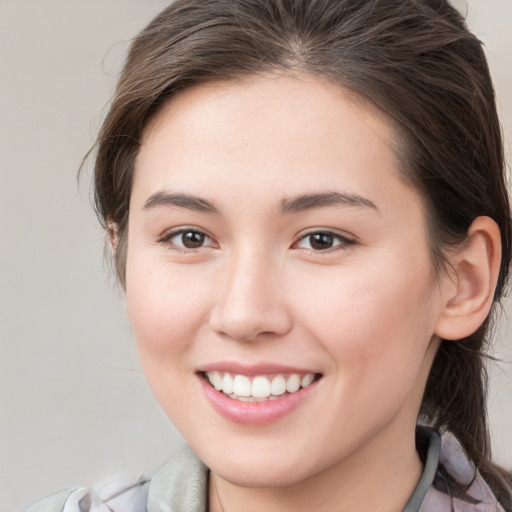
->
[[286, 374, 301, 393], [271, 375, 286, 396], [301, 373, 315, 388], [252, 376, 271, 398], [206, 371, 317, 401], [208, 371, 223, 391], [233, 375, 252, 397], [222, 373, 234, 394]]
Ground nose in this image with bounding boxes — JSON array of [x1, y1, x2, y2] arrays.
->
[[209, 250, 293, 342]]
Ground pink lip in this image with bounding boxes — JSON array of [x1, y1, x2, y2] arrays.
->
[[198, 361, 317, 376], [198, 373, 321, 426]]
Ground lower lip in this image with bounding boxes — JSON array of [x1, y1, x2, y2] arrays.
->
[[199, 375, 320, 426]]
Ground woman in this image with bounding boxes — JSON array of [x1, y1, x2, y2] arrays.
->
[[25, 0, 512, 510]]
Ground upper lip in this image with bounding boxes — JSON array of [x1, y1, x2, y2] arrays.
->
[[197, 361, 320, 376]]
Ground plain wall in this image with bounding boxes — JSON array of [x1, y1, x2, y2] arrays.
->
[[0, 1, 511, 510]]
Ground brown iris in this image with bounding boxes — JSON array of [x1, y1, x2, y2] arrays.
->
[[181, 231, 206, 248], [308, 233, 335, 250]]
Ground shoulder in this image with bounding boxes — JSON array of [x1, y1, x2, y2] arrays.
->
[[23, 482, 149, 512], [22, 445, 207, 512], [23, 489, 76, 512], [22, 471, 150, 512]]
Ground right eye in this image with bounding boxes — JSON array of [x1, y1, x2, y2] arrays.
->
[[160, 229, 216, 250]]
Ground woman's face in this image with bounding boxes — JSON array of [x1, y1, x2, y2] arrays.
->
[[126, 75, 447, 486]]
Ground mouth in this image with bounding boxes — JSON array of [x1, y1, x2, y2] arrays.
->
[[197, 362, 323, 424], [201, 370, 322, 402]]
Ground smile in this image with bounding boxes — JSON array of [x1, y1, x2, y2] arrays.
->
[[199, 367, 322, 425], [205, 371, 317, 402]]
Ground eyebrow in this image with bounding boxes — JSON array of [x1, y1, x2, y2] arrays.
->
[[280, 191, 378, 214], [143, 190, 377, 216], [143, 192, 220, 215]]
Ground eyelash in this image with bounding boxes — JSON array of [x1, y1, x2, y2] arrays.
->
[[159, 227, 356, 254]]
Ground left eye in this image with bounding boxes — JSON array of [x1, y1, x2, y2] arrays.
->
[[295, 231, 352, 251]]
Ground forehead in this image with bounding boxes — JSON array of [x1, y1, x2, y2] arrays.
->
[[133, 74, 418, 218], [142, 73, 396, 150]]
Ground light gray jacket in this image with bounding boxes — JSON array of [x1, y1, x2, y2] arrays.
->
[[23, 429, 505, 512]]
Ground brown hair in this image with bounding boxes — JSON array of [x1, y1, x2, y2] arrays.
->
[[91, 0, 512, 506]]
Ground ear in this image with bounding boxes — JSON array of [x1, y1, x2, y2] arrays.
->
[[107, 219, 119, 253], [434, 216, 501, 340]]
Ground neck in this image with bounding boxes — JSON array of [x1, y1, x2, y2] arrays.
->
[[209, 421, 423, 512]]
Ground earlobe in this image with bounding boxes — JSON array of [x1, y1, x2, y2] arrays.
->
[[435, 216, 501, 341], [107, 220, 119, 253]]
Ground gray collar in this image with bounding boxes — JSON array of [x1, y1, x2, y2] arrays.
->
[[147, 445, 208, 512]]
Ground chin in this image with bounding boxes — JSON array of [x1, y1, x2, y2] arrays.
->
[[215, 460, 315, 489], [194, 437, 323, 488]]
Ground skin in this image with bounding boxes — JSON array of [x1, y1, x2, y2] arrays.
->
[[124, 74, 493, 512]]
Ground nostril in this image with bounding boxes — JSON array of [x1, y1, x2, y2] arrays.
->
[[209, 306, 293, 342]]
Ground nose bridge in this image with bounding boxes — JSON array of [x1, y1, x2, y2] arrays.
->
[[210, 245, 291, 341]]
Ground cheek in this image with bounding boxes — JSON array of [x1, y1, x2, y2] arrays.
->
[[124, 257, 215, 428], [296, 259, 436, 394], [125, 256, 211, 363]]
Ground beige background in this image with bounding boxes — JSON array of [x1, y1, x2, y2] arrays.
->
[[0, 1, 510, 510]]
